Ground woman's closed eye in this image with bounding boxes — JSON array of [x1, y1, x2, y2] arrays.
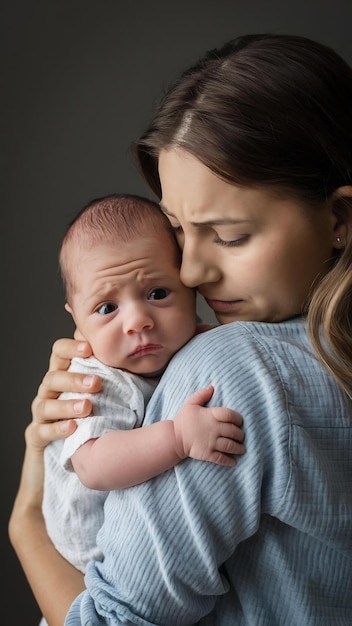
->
[[213, 234, 250, 247], [168, 224, 183, 235]]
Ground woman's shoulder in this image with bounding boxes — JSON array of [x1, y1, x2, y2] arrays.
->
[[161, 317, 308, 406], [161, 316, 319, 421], [208, 315, 306, 339], [182, 316, 308, 362]]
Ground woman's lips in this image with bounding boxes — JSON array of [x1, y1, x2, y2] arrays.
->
[[205, 298, 242, 313]]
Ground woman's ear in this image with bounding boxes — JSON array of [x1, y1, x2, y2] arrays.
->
[[330, 185, 352, 248]]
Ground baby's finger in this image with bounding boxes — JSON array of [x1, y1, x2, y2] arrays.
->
[[216, 436, 246, 456], [211, 407, 243, 427], [184, 385, 214, 407], [209, 452, 238, 467], [219, 422, 245, 442]]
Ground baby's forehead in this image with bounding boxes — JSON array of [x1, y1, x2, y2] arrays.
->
[[69, 223, 177, 269], [69, 235, 180, 300]]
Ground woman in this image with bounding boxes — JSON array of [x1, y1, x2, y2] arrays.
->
[[9, 33, 352, 625]]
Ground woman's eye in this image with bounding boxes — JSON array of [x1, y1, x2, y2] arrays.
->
[[148, 288, 169, 300], [214, 234, 249, 247], [168, 224, 183, 235], [97, 303, 118, 315]]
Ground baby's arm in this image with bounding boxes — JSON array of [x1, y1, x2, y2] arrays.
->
[[71, 385, 245, 490]]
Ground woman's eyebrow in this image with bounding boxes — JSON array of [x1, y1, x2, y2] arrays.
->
[[159, 203, 250, 227]]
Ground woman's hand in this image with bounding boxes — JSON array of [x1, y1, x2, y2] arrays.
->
[[32, 338, 102, 435], [8, 337, 96, 625], [8, 418, 86, 625], [11, 337, 100, 520], [12, 336, 102, 521]]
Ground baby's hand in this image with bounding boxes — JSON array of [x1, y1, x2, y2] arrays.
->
[[173, 385, 245, 466]]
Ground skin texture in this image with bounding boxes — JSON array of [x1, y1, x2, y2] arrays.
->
[[8, 414, 86, 626], [64, 225, 244, 489], [9, 151, 350, 626], [158, 149, 340, 324], [73, 384, 244, 490], [65, 229, 197, 376]]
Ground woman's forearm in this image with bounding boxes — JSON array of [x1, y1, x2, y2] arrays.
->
[[9, 427, 85, 626]]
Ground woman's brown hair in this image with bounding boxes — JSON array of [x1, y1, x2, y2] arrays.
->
[[135, 34, 352, 397]]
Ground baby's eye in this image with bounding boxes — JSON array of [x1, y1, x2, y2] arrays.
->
[[148, 288, 170, 300], [97, 303, 118, 315]]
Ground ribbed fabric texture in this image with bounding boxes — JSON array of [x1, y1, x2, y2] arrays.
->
[[64, 318, 352, 625]]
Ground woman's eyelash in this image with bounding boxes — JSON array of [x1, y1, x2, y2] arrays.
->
[[168, 225, 183, 234], [214, 235, 249, 247], [168, 224, 248, 246]]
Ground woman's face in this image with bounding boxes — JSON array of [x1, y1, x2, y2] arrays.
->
[[158, 148, 337, 324]]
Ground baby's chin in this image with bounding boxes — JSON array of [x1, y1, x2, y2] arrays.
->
[[118, 362, 168, 380], [137, 364, 168, 379]]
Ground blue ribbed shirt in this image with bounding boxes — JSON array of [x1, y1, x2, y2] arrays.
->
[[65, 317, 352, 625]]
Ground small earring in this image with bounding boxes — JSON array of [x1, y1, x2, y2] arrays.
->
[[336, 236, 341, 244]]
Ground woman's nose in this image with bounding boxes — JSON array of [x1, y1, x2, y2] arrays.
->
[[180, 242, 221, 288], [123, 305, 154, 335]]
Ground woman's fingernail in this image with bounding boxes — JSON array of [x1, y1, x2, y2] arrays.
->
[[59, 421, 70, 432], [83, 375, 94, 387], [77, 342, 87, 353], [74, 400, 85, 414]]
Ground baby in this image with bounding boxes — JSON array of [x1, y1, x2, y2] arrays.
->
[[42, 193, 244, 576]]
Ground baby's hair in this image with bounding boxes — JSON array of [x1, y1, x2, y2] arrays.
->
[[59, 193, 180, 303], [136, 34, 352, 397]]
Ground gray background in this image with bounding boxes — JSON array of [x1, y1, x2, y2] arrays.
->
[[2, 1, 352, 623]]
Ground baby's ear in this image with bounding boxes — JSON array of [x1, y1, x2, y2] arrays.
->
[[64, 302, 74, 315]]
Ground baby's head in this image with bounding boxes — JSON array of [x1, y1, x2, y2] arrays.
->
[[60, 194, 182, 301], [59, 194, 196, 376]]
